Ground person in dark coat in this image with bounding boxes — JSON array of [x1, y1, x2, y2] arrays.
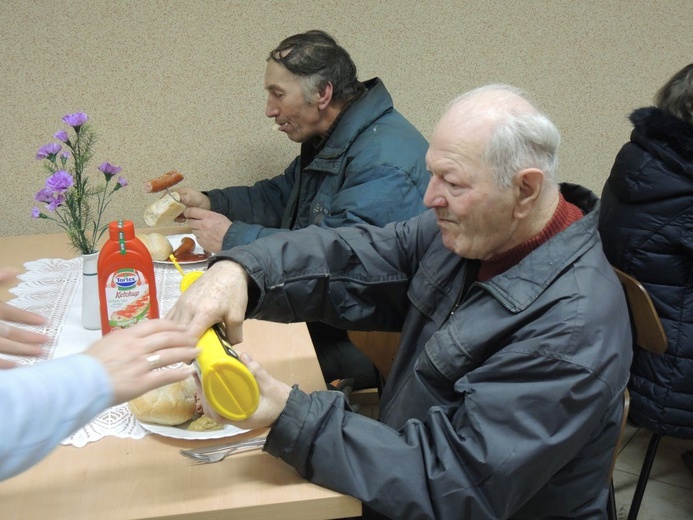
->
[[599, 64, 693, 448], [174, 31, 430, 390], [169, 85, 632, 519]]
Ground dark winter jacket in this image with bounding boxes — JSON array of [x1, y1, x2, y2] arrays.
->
[[206, 78, 429, 250], [218, 184, 632, 519], [599, 106, 693, 439]]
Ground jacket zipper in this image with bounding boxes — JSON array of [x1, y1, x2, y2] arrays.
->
[[450, 268, 467, 316]]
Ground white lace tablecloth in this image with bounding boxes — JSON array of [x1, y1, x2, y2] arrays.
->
[[3, 257, 204, 447]]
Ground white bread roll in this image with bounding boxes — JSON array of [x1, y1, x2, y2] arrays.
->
[[128, 377, 197, 426], [137, 233, 173, 261], [144, 192, 186, 226]]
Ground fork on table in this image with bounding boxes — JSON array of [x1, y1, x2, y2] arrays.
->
[[180, 436, 266, 464]]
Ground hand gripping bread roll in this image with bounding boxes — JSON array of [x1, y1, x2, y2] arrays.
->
[[128, 377, 197, 425], [143, 192, 186, 226]]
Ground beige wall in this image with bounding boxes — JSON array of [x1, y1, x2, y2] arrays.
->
[[1, 0, 690, 237]]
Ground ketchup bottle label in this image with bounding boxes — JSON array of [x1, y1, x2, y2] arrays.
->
[[103, 268, 153, 330]]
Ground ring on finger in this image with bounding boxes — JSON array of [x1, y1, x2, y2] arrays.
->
[[146, 353, 162, 369]]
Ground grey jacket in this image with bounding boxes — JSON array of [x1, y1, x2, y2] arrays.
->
[[218, 183, 632, 519], [205, 78, 429, 250]]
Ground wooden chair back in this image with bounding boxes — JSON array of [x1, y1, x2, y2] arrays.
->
[[612, 267, 668, 355], [347, 330, 401, 381]]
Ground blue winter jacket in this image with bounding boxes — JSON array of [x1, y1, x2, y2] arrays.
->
[[599, 106, 693, 439], [206, 78, 429, 250]]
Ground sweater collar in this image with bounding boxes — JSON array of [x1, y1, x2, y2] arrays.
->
[[477, 192, 584, 282]]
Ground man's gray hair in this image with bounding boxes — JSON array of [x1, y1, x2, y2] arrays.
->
[[268, 30, 364, 104], [449, 84, 561, 188]]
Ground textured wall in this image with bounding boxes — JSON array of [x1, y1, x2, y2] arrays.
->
[[1, 0, 691, 237]]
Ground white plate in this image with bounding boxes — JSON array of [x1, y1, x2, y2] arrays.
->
[[153, 233, 212, 265], [138, 419, 248, 440]]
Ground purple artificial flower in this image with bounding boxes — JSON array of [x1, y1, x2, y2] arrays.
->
[[47, 193, 66, 212], [54, 130, 69, 143], [34, 187, 54, 203], [45, 170, 74, 192], [35, 142, 62, 160], [62, 112, 88, 128], [31, 207, 41, 218], [114, 176, 128, 191], [61, 151, 70, 160], [98, 162, 122, 179], [34, 187, 65, 212]]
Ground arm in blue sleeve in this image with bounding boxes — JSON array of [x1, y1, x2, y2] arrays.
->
[[0, 355, 113, 481], [206, 159, 299, 227]]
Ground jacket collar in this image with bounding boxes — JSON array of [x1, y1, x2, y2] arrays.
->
[[305, 78, 393, 175], [630, 107, 693, 161]]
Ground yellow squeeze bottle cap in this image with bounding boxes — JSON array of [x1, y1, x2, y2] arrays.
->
[[181, 271, 260, 421]]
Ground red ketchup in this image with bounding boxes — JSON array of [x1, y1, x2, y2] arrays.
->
[[97, 220, 160, 335]]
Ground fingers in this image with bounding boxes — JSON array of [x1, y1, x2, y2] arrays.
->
[[182, 206, 213, 221], [87, 320, 201, 366], [225, 322, 244, 347], [0, 267, 21, 283], [0, 337, 44, 357], [143, 346, 200, 373], [0, 303, 50, 358], [0, 301, 48, 327], [172, 188, 211, 210], [0, 359, 20, 369], [106, 318, 192, 342]]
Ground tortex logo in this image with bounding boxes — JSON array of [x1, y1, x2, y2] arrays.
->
[[114, 270, 139, 289]]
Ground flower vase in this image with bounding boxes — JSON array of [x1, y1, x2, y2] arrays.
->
[[82, 252, 101, 330]]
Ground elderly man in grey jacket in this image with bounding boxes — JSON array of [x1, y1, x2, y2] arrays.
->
[[169, 85, 632, 519]]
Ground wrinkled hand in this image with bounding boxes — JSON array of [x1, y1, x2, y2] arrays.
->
[[182, 207, 232, 253], [196, 352, 291, 430], [172, 187, 211, 212], [167, 260, 249, 343], [85, 319, 200, 406], [0, 268, 51, 368]]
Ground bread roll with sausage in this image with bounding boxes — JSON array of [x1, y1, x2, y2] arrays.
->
[[128, 377, 197, 426]]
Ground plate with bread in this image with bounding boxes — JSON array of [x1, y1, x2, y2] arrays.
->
[[138, 233, 211, 265], [128, 377, 249, 440]]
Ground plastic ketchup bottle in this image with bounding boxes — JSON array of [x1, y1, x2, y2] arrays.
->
[[97, 220, 160, 335]]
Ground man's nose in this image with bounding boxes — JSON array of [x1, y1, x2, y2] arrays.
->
[[265, 98, 279, 118], [423, 177, 447, 208]]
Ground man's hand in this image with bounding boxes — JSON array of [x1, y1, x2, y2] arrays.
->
[[0, 267, 50, 368], [182, 207, 232, 253], [172, 187, 211, 211], [166, 261, 249, 344], [85, 320, 200, 406], [196, 352, 292, 430]]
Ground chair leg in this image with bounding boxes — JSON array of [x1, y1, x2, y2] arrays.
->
[[607, 479, 617, 520], [627, 432, 663, 520]]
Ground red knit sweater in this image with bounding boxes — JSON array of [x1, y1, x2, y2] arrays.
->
[[477, 194, 583, 282]]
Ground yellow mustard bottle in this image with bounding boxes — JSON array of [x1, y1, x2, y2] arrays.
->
[[180, 271, 260, 421]]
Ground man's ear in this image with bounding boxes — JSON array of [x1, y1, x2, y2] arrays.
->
[[513, 168, 544, 219], [316, 82, 333, 110]]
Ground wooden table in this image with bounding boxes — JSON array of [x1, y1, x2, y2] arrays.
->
[[0, 228, 361, 520]]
